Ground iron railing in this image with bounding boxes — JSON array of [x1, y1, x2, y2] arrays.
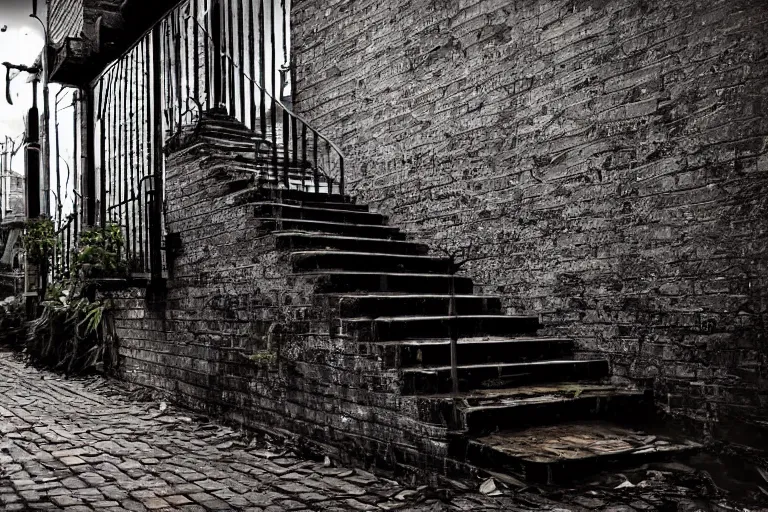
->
[[89, 0, 345, 277], [51, 211, 77, 282]]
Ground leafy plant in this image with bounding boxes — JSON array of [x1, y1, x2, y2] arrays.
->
[[22, 217, 55, 266], [24, 223, 126, 374], [249, 350, 278, 366], [73, 224, 127, 278], [26, 283, 111, 374]]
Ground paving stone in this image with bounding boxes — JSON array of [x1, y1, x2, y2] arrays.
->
[[51, 494, 84, 507], [0, 349, 755, 512], [164, 494, 192, 505]]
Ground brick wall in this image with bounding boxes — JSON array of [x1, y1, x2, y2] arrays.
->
[[291, 0, 768, 445], [100, 131, 458, 477]]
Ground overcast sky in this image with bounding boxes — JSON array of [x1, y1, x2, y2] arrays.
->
[[0, 0, 47, 163], [1, 0, 78, 218]]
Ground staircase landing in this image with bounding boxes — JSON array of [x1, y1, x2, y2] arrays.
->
[[468, 421, 702, 484]]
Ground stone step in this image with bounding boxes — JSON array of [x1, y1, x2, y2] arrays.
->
[[290, 251, 450, 274], [456, 385, 649, 435], [256, 219, 404, 239], [315, 294, 502, 318], [339, 315, 541, 342], [257, 186, 354, 206], [401, 384, 648, 431], [401, 359, 610, 394], [301, 271, 474, 294], [255, 203, 385, 226], [293, 200, 369, 212], [275, 233, 430, 255], [369, 337, 573, 368], [464, 421, 702, 484]]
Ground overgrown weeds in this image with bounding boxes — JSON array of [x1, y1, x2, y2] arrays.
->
[[21, 222, 125, 375]]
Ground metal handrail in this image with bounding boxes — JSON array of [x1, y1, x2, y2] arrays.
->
[[190, 14, 345, 194]]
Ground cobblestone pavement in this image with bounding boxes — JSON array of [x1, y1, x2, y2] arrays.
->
[[0, 349, 763, 512]]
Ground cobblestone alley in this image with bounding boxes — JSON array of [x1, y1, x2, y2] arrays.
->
[[0, 349, 763, 512]]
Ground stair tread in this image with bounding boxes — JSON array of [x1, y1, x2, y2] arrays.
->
[[460, 388, 645, 412], [318, 293, 496, 298], [374, 336, 571, 346], [290, 250, 444, 260], [297, 270, 461, 278], [404, 358, 606, 373], [342, 314, 538, 322], [258, 202, 382, 217], [471, 421, 701, 464], [257, 219, 399, 231], [419, 382, 637, 401], [276, 232, 424, 245]]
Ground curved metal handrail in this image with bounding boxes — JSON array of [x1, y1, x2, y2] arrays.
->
[[189, 15, 345, 194]]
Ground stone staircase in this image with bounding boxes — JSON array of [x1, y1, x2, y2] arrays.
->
[[174, 110, 700, 484], [250, 187, 701, 484]]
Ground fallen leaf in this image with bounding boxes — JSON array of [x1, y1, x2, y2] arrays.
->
[[615, 480, 635, 489], [480, 477, 502, 495]]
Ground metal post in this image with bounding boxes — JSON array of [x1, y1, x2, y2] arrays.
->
[[85, 88, 96, 226], [150, 26, 164, 281], [212, 0, 223, 110]]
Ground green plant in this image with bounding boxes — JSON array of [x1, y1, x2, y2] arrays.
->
[[27, 284, 110, 374], [22, 217, 55, 266], [249, 350, 278, 366], [23, 223, 126, 375], [73, 224, 126, 278]]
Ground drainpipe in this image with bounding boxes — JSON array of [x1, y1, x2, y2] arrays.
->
[[31, 0, 50, 218]]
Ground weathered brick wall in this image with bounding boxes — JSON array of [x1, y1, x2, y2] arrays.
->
[[291, 0, 768, 444], [101, 132, 457, 477]]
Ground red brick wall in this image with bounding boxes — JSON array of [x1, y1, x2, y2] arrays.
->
[[291, 0, 768, 444]]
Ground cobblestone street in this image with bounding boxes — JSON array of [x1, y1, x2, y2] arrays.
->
[[0, 349, 763, 512]]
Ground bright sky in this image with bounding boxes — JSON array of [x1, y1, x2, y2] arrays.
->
[[0, 0, 46, 154], [0, 0, 78, 220]]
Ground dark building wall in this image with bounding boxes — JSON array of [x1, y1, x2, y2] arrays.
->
[[290, 0, 768, 444]]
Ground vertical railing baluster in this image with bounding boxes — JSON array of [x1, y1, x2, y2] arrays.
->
[[111, 65, 120, 226], [227, 0, 236, 114], [204, 0, 210, 110], [258, 0, 266, 135], [136, 47, 142, 259], [72, 90, 78, 240], [325, 140, 331, 195], [144, 36, 152, 272], [97, 80, 105, 227], [173, 10, 183, 133], [184, 4, 191, 125], [248, 0, 256, 130], [281, 0, 288, 100], [312, 130, 319, 194], [193, 0, 199, 105], [163, 20, 172, 133], [283, 107, 289, 188], [151, 25, 164, 280], [122, 55, 129, 250], [237, 0, 246, 125], [126, 50, 134, 263], [290, 116, 297, 186], [270, 0, 276, 101], [212, 0, 222, 109]]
